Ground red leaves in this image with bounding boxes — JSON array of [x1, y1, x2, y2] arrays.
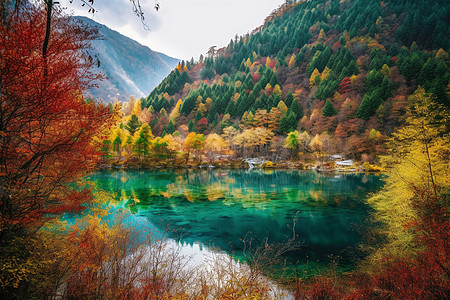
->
[[339, 76, 351, 94], [0, 4, 113, 233]]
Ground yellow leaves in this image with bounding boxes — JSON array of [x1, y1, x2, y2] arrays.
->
[[380, 64, 390, 77], [244, 58, 252, 68], [435, 48, 449, 61], [288, 53, 296, 69], [198, 102, 207, 116], [265, 57, 271, 67], [232, 93, 240, 102], [309, 133, 323, 155], [309, 68, 320, 88], [318, 28, 326, 42], [205, 133, 228, 154], [366, 88, 450, 265], [368, 128, 382, 140], [169, 99, 183, 121], [321, 66, 331, 81], [272, 84, 282, 96], [176, 62, 182, 73], [277, 100, 288, 115], [233, 127, 274, 149], [131, 98, 142, 118]]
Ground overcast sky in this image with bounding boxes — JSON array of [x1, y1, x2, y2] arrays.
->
[[59, 0, 286, 60]]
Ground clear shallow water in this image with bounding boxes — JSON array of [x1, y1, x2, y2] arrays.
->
[[87, 169, 383, 271]]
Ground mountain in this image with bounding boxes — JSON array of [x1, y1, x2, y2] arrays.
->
[[76, 16, 179, 103], [138, 0, 449, 159]]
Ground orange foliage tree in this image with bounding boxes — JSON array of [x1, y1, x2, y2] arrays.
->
[[0, 3, 113, 293]]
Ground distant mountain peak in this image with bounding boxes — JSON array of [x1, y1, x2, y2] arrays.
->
[[75, 16, 179, 103]]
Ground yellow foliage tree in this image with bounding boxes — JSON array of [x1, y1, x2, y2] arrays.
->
[[309, 68, 321, 88], [309, 134, 323, 160], [380, 64, 391, 77], [183, 132, 205, 164], [198, 103, 208, 116], [288, 54, 296, 69], [321, 66, 331, 80], [221, 126, 238, 149], [170, 99, 183, 121], [272, 84, 282, 96], [205, 97, 213, 110], [277, 100, 288, 115], [204, 133, 229, 164], [318, 29, 326, 42], [244, 58, 252, 68], [367, 88, 450, 263], [131, 98, 142, 118]]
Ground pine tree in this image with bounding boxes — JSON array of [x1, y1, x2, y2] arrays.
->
[[285, 92, 294, 107], [188, 120, 196, 132], [165, 119, 176, 135], [125, 114, 142, 136], [322, 100, 338, 117], [279, 110, 297, 134], [290, 99, 303, 120]]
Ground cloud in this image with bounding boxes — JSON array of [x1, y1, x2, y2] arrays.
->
[[59, 0, 285, 60], [60, 0, 161, 31]]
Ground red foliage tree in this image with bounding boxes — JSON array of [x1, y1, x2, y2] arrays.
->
[[0, 4, 112, 239], [196, 117, 209, 133], [339, 76, 351, 94]]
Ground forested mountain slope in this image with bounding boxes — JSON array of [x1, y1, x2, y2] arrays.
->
[[77, 17, 179, 103], [137, 0, 449, 160]]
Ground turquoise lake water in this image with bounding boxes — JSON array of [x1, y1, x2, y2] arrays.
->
[[87, 169, 384, 271]]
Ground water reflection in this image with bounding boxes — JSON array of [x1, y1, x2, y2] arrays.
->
[[87, 169, 383, 269]]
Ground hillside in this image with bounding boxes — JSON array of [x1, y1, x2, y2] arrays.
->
[[136, 0, 449, 161], [76, 16, 179, 103]]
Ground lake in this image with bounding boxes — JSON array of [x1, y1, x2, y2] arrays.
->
[[87, 169, 384, 273]]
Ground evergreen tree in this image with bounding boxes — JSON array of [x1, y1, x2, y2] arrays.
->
[[125, 114, 141, 136], [188, 119, 196, 132], [195, 110, 203, 122], [279, 111, 298, 134], [290, 99, 303, 120], [285, 92, 294, 107], [322, 100, 338, 117], [180, 91, 199, 115], [165, 119, 176, 135], [357, 90, 383, 120]]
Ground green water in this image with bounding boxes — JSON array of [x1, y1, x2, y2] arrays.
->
[[87, 169, 383, 270]]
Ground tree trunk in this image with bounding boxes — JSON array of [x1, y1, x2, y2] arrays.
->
[[43, 0, 53, 80]]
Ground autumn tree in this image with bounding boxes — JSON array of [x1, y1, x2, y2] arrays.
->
[[183, 132, 205, 164], [366, 89, 449, 298], [0, 3, 112, 296], [222, 126, 238, 150], [125, 114, 142, 135], [284, 130, 301, 160], [204, 134, 229, 164]]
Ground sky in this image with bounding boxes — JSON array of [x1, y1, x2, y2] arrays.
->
[[59, 0, 286, 61]]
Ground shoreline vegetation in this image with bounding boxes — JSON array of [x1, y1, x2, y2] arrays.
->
[[98, 156, 385, 173]]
